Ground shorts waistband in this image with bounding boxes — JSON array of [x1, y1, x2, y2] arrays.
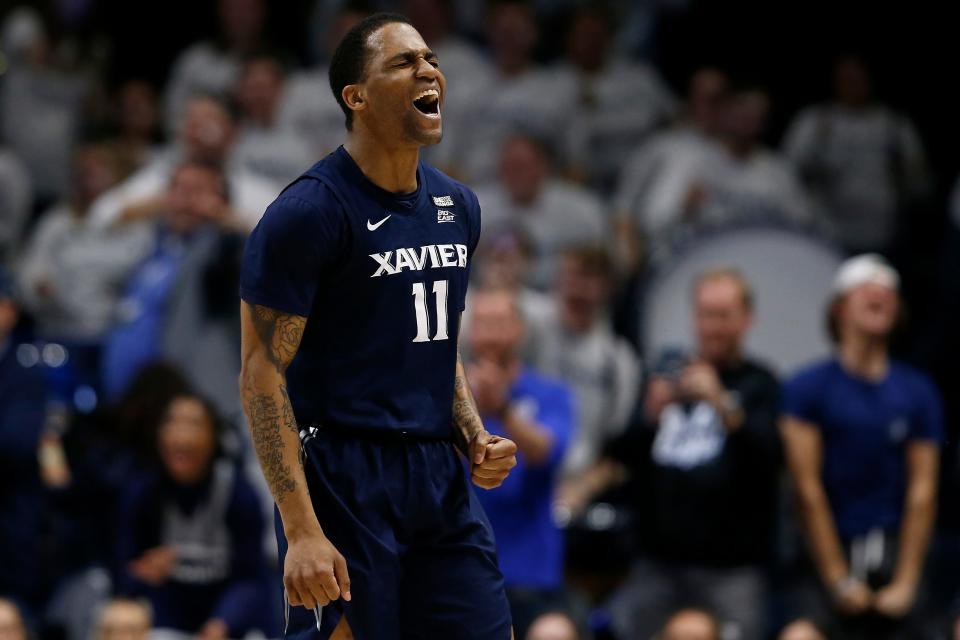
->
[[299, 422, 452, 446]]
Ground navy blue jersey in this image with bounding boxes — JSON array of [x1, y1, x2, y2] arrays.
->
[[240, 147, 480, 438]]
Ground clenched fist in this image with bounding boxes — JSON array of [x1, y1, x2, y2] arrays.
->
[[469, 430, 517, 490]]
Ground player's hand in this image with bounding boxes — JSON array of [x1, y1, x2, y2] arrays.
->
[[128, 545, 176, 585], [873, 579, 917, 618], [469, 430, 517, 490], [284, 528, 351, 609], [831, 577, 872, 615]]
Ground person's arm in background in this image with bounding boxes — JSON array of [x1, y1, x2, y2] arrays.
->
[[239, 302, 350, 609], [875, 377, 943, 619], [873, 441, 938, 618], [781, 416, 872, 614]]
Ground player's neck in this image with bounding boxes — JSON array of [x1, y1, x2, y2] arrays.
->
[[838, 333, 889, 381], [344, 136, 421, 195]]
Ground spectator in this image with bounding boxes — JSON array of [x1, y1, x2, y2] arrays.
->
[[533, 246, 640, 479], [783, 55, 929, 253], [612, 67, 729, 274], [455, 0, 569, 182], [276, 2, 368, 159], [115, 392, 272, 639], [463, 224, 553, 362], [0, 599, 29, 640], [0, 7, 92, 202], [682, 88, 813, 238], [0, 147, 32, 263], [781, 254, 942, 639], [599, 268, 780, 640], [526, 611, 579, 640], [0, 268, 49, 622], [163, 0, 268, 134], [557, 5, 676, 191], [92, 598, 152, 640], [468, 288, 574, 639], [100, 160, 245, 404], [88, 94, 278, 231], [17, 143, 151, 395], [660, 608, 721, 640], [112, 80, 165, 172], [779, 618, 827, 640], [475, 134, 607, 290], [231, 53, 314, 184]]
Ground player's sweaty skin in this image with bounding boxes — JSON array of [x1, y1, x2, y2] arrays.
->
[[239, 301, 352, 611]]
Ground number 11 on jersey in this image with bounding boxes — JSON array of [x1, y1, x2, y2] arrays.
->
[[412, 280, 449, 342]]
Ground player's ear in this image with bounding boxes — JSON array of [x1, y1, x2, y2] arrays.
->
[[342, 84, 367, 115]]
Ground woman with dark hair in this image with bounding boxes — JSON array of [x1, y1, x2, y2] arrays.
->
[[781, 254, 943, 639], [115, 391, 273, 639]]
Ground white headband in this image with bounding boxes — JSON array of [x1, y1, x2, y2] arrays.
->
[[831, 253, 900, 295]]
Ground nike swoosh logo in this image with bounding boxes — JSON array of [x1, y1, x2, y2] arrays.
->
[[367, 214, 391, 231]]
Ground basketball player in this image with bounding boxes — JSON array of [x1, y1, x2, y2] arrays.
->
[[238, 13, 518, 640]]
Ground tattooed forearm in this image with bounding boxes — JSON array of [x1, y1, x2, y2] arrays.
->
[[452, 351, 485, 454], [249, 303, 306, 373], [240, 301, 310, 510], [247, 393, 298, 503]]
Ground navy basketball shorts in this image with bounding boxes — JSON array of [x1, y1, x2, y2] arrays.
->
[[275, 429, 513, 640]]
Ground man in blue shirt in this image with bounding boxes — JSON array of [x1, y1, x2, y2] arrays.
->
[[466, 288, 573, 638], [781, 254, 943, 638], [238, 13, 518, 640]]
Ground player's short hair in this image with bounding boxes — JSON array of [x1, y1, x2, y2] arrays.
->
[[329, 12, 412, 131], [692, 266, 754, 312]]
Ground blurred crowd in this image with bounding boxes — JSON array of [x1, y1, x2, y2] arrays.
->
[[1, 0, 959, 639]]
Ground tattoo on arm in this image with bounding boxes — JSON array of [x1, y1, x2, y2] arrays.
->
[[452, 350, 485, 453], [241, 303, 308, 504], [249, 304, 306, 373], [247, 392, 298, 503]]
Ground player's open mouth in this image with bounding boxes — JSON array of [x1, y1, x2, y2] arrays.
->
[[413, 88, 441, 118]]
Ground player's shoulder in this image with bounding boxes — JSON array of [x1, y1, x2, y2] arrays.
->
[[258, 156, 349, 228], [420, 161, 480, 211]]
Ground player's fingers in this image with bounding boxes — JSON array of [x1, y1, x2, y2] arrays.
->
[[472, 474, 502, 489], [485, 438, 518, 459], [317, 565, 341, 602], [284, 579, 305, 607], [471, 430, 490, 464], [334, 554, 352, 601], [472, 465, 508, 479], [477, 455, 516, 471]]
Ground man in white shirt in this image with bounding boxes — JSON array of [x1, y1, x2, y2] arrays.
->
[[613, 67, 729, 274], [163, 0, 268, 134], [475, 133, 608, 290], [533, 246, 641, 478], [782, 55, 929, 253], [454, 0, 570, 183], [556, 6, 676, 191], [232, 54, 315, 185], [88, 95, 278, 232]]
